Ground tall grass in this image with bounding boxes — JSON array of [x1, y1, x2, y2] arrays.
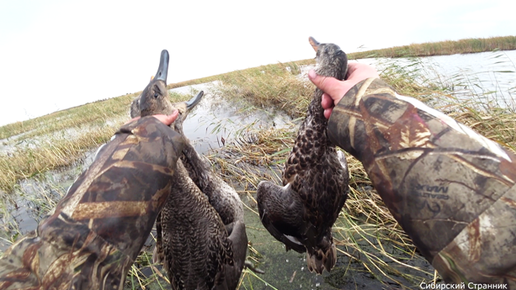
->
[[0, 92, 192, 193], [0, 93, 136, 140], [349, 36, 516, 59], [212, 62, 314, 119]]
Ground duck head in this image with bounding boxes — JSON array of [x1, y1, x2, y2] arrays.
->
[[309, 37, 348, 80], [139, 49, 204, 133]]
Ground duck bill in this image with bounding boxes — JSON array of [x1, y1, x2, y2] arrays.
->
[[155, 49, 169, 82], [309, 37, 320, 52], [185, 91, 204, 110]]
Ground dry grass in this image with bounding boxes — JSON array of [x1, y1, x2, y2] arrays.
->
[[0, 92, 193, 193], [212, 62, 314, 119], [348, 36, 516, 59], [205, 124, 433, 288], [0, 125, 117, 192], [0, 93, 136, 140]]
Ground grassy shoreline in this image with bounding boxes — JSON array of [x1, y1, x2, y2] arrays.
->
[[347, 35, 516, 59]]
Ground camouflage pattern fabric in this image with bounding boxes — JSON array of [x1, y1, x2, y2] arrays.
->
[[327, 77, 516, 286], [0, 116, 185, 290]]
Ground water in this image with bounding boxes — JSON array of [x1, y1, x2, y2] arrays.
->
[[358, 50, 516, 109], [170, 82, 291, 153]]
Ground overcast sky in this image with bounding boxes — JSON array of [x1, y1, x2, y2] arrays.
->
[[0, 0, 514, 126]]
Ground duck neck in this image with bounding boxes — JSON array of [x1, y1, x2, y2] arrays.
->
[[180, 142, 209, 189], [307, 65, 344, 125], [307, 89, 327, 125]]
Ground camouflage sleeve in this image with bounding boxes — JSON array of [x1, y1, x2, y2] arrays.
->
[[0, 116, 185, 290], [327, 78, 516, 286]]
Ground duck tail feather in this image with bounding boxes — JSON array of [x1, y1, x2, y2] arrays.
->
[[306, 243, 336, 274], [152, 245, 164, 264]]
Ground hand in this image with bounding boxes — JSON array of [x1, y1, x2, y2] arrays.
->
[[308, 62, 379, 119], [124, 110, 179, 126]]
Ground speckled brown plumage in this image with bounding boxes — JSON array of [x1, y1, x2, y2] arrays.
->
[[132, 49, 246, 289], [257, 37, 349, 274]]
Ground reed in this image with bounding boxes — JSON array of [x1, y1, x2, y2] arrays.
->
[[211, 62, 314, 119], [0, 93, 136, 140], [0, 124, 117, 193], [348, 36, 516, 59], [205, 124, 434, 288], [0, 92, 192, 193]]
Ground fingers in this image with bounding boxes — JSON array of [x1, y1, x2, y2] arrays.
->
[[324, 108, 332, 119], [124, 110, 179, 126], [308, 69, 347, 104], [321, 93, 334, 110], [152, 110, 179, 126]]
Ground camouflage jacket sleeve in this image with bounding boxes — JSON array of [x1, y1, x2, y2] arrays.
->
[[327, 78, 516, 286], [0, 116, 185, 290]]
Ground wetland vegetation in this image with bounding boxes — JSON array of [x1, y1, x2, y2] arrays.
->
[[1, 36, 515, 289]]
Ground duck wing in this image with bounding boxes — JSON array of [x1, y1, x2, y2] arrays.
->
[[214, 220, 248, 290], [158, 161, 233, 290], [181, 142, 245, 225], [257, 181, 310, 253], [152, 211, 165, 264]]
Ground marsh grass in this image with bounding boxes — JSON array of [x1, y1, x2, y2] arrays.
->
[[348, 36, 516, 59], [0, 92, 193, 193], [0, 93, 136, 140], [212, 62, 314, 119], [206, 125, 434, 289]]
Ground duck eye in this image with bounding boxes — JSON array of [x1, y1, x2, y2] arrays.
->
[[154, 93, 159, 98]]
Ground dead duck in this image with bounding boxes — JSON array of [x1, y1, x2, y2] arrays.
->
[[134, 49, 247, 290], [256, 37, 349, 274]]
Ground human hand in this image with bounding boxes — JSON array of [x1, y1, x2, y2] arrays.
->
[[308, 62, 379, 119], [124, 110, 179, 126]]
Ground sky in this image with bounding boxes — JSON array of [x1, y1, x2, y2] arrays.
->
[[0, 0, 514, 127]]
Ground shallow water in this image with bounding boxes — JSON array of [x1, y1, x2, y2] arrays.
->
[[170, 82, 291, 153]]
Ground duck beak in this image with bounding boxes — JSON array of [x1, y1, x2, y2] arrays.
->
[[309, 37, 320, 52], [155, 49, 169, 82], [185, 91, 204, 110]]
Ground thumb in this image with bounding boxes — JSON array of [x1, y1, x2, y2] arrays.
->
[[153, 110, 179, 126], [308, 69, 347, 103]]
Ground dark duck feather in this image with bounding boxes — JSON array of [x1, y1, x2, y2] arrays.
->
[[256, 37, 349, 274], [132, 50, 247, 290]]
